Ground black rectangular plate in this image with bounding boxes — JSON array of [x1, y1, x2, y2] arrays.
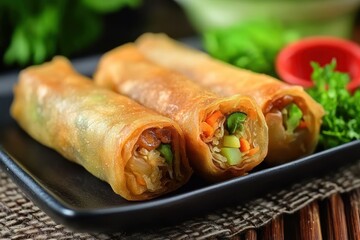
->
[[1, 54, 359, 233]]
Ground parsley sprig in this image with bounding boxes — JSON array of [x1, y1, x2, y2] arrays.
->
[[307, 60, 360, 149]]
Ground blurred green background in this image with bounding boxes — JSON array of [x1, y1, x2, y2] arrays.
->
[[0, 0, 195, 73], [1, 0, 360, 75]]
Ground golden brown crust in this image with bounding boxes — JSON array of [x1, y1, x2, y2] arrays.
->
[[11, 57, 192, 201], [135, 33, 324, 165], [94, 45, 268, 181]]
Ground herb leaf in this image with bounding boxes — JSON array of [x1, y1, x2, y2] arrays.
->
[[202, 20, 299, 76], [307, 59, 360, 149]]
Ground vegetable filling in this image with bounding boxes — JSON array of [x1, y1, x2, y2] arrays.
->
[[283, 103, 306, 133], [126, 128, 175, 195], [267, 96, 307, 135], [201, 110, 259, 168]]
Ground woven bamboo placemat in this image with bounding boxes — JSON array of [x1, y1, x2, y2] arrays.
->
[[1, 159, 360, 239]]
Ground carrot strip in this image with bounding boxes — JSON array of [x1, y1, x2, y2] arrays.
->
[[205, 110, 224, 128], [247, 146, 259, 156], [201, 122, 214, 138], [239, 138, 251, 152]]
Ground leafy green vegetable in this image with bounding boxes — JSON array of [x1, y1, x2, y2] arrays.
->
[[307, 60, 360, 149], [157, 144, 173, 164], [1, 0, 141, 66], [202, 20, 300, 76], [226, 112, 247, 134], [3, 1, 63, 65], [81, 0, 141, 13], [284, 104, 303, 134]]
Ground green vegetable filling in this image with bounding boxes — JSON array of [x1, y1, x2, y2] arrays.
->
[[157, 143, 173, 164], [220, 148, 242, 166], [219, 112, 248, 165], [223, 135, 240, 148], [283, 104, 303, 133], [226, 112, 247, 134]]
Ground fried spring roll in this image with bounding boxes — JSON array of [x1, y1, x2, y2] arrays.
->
[[135, 33, 324, 165], [94, 44, 268, 181], [10, 57, 192, 201]]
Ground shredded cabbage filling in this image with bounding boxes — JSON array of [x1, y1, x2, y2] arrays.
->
[[125, 128, 175, 196]]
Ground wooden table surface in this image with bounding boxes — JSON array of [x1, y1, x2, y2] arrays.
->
[[239, 189, 360, 240]]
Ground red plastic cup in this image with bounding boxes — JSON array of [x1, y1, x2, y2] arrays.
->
[[276, 36, 360, 92]]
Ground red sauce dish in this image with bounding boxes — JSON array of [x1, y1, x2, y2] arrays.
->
[[276, 36, 360, 92]]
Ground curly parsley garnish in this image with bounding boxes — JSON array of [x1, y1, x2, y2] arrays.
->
[[307, 59, 360, 149]]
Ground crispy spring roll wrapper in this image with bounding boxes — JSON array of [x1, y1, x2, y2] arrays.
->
[[135, 33, 325, 165], [94, 44, 268, 181], [10, 57, 192, 201]]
